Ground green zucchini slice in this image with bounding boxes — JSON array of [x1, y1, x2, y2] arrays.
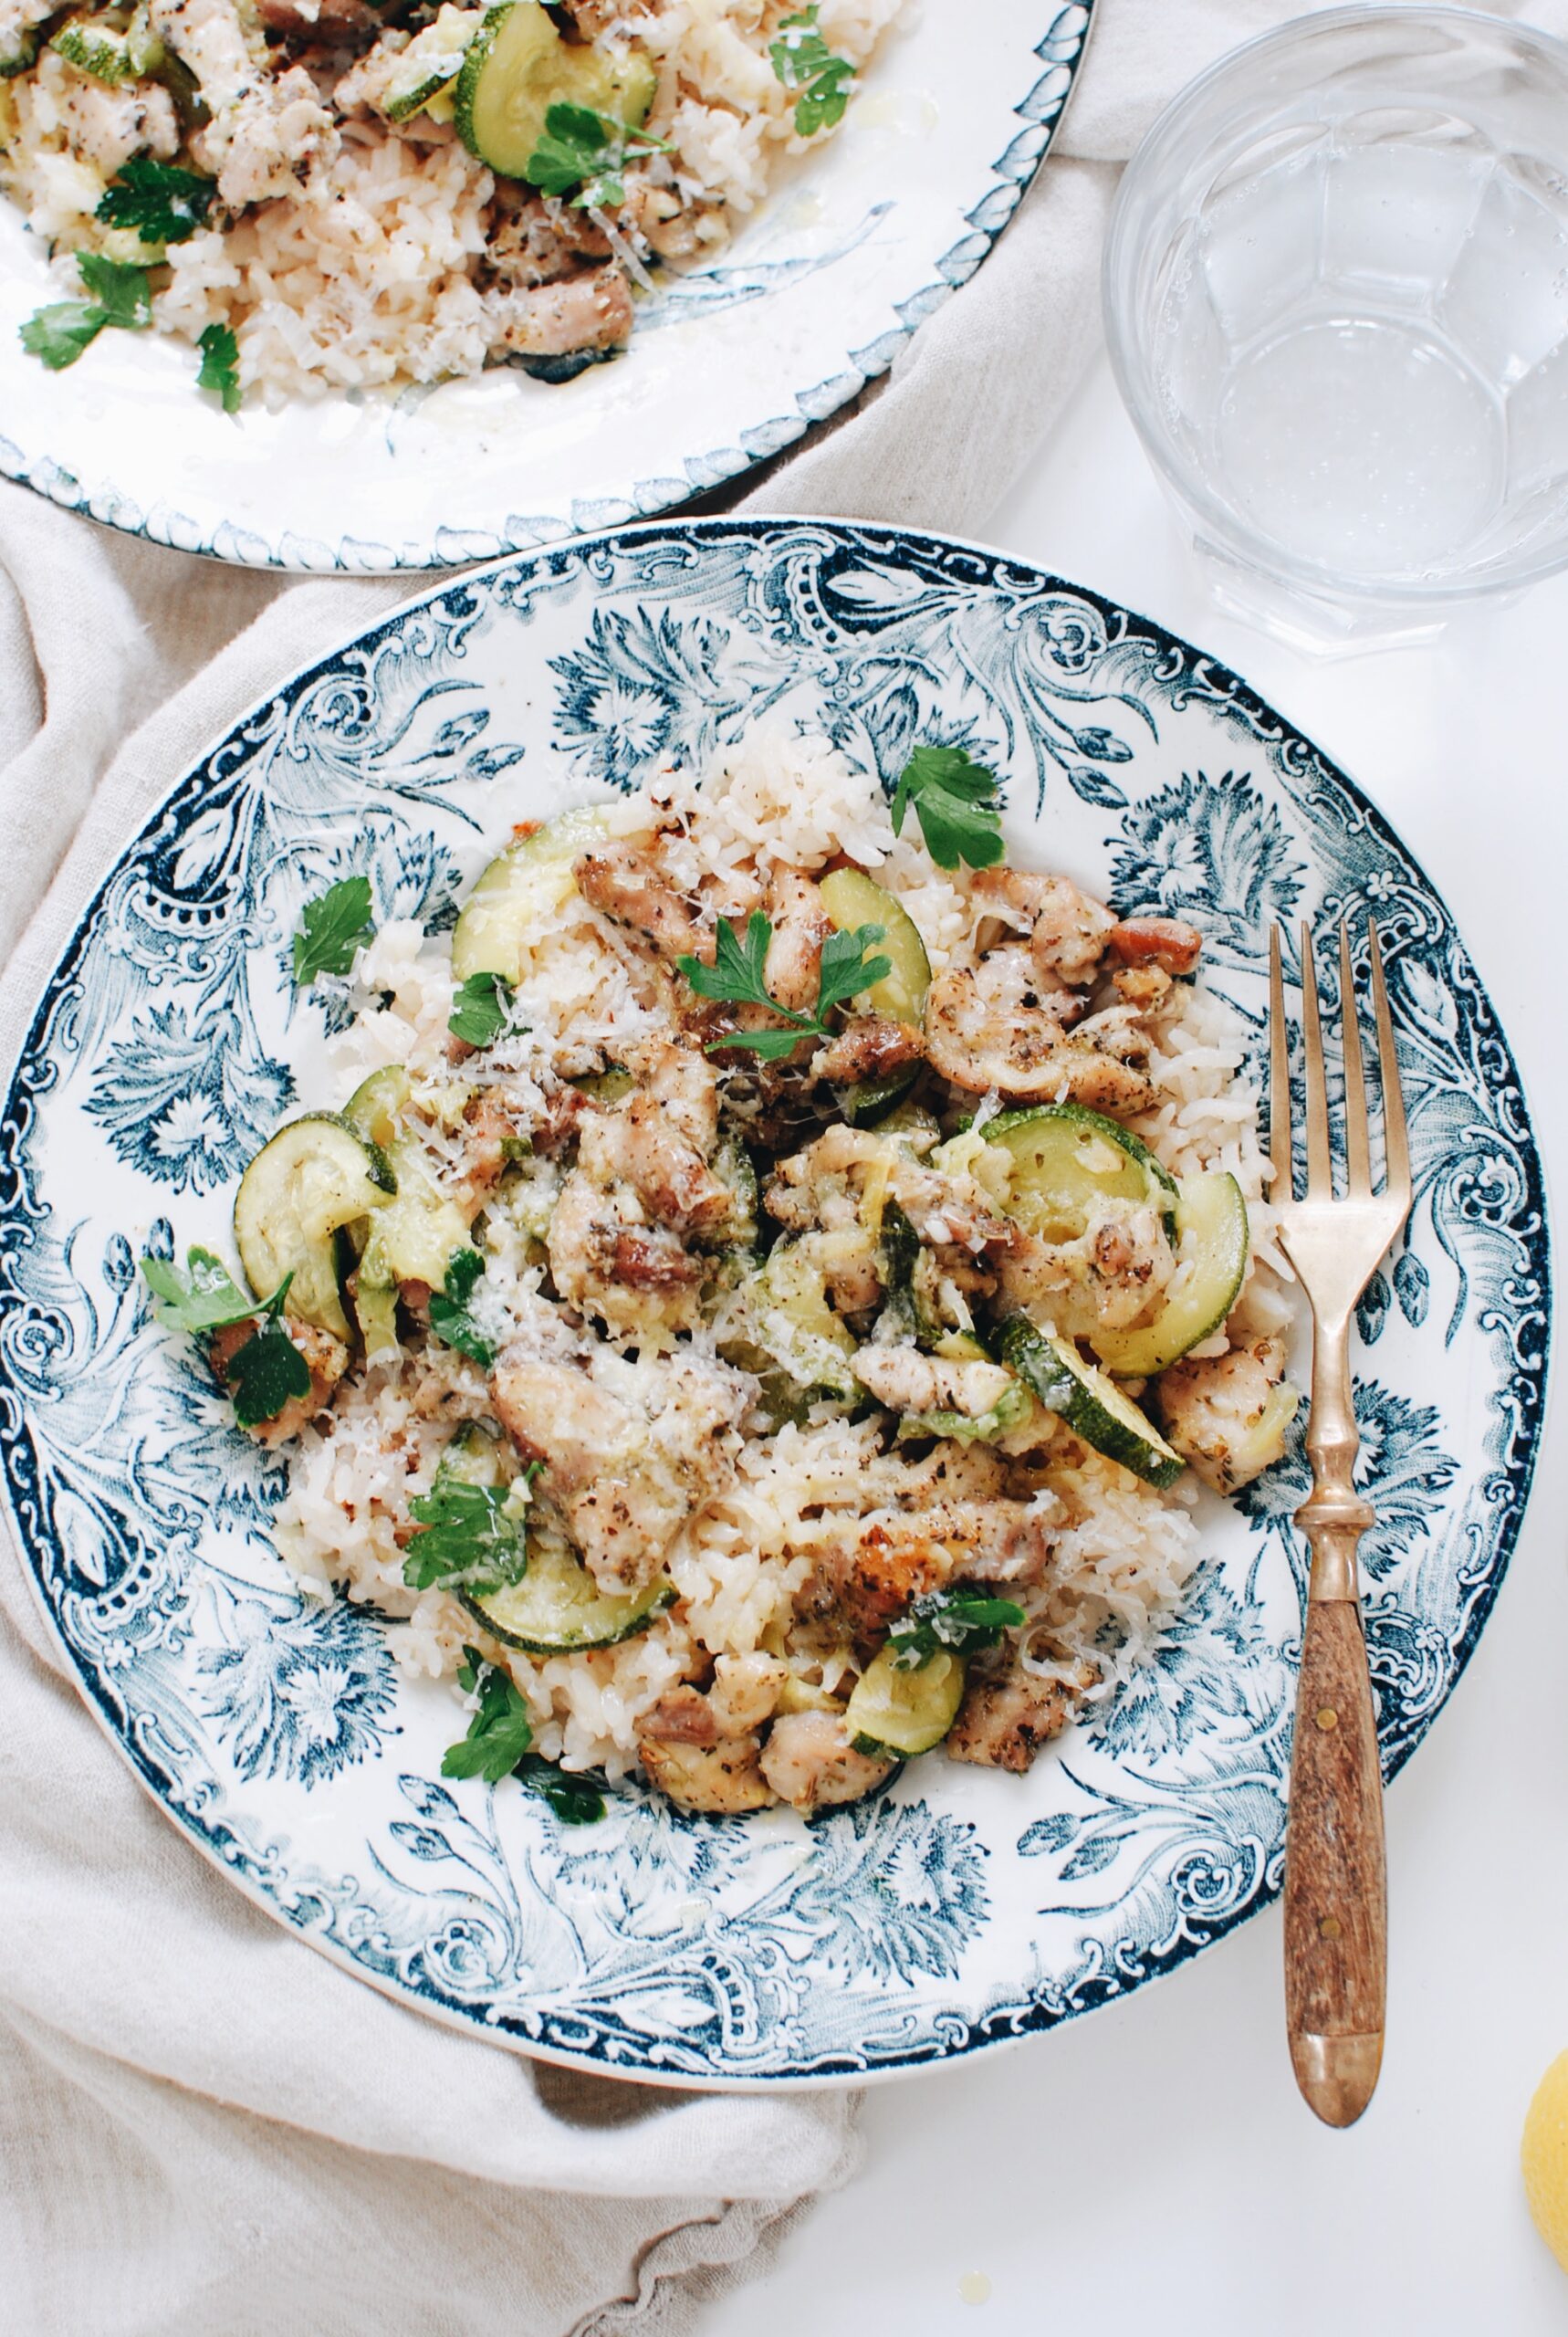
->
[[719, 1238, 858, 1407], [451, 803, 610, 985], [847, 1644, 966, 1758], [1087, 1172, 1249, 1380], [999, 1315, 1185, 1488], [818, 866, 931, 1025], [382, 5, 482, 120], [986, 1102, 1176, 1242], [234, 1115, 395, 1340], [341, 1068, 471, 1341], [462, 1547, 673, 1652], [454, 1, 655, 178]]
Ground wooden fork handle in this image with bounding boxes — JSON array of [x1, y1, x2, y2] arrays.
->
[[1283, 1541, 1387, 2128]]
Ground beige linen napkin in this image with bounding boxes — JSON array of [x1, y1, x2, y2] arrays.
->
[[5, 2, 1564, 2329]]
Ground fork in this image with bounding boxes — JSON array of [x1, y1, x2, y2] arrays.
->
[[1269, 918, 1411, 2129]]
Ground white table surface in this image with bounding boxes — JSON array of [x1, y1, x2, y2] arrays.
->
[[700, 349, 1568, 2337]]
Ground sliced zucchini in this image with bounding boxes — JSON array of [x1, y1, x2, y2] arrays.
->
[[711, 1134, 758, 1250], [986, 1102, 1176, 1243], [342, 1068, 471, 1338], [817, 867, 931, 1025], [719, 1237, 858, 1407], [1087, 1172, 1249, 1380], [571, 1064, 632, 1106], [234, 1115, 395, 1340], [463, 1546, 673, 1652], [897, 1377, 1035, 1446], [847, 1644, 965, 1759], [50, 18, 150, 83], [451, 803, 610, 985], [454, 0, 654, 178], [998, 1315, 1185, 1489], [382, 4, 482, 121]]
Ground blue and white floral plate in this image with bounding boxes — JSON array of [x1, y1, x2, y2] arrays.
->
[[0, 519, 1547, 2085], [0, 6, 1090, 573]]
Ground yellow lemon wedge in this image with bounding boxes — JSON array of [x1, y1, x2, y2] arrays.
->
[[1521, 2051, 1568, 2269]]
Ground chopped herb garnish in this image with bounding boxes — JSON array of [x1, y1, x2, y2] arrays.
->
[[96, 152, 216, 246], [442, 1646, 535, 1782], [141, 1243, 277, 1335], [21, 301, 108, 370], [427, 1245, 497, 1368], [524, 99, 671, 211], [196, 320, 241, 414], [676, 912, 892, 1061], [19, 253, 153, 371], [403, 1475, 527, 1592], [225, 1307, 312, 1430], [891, 745, 1006, 873], [447, 969, 516, 1049], [888, 1587, 1025, 1672], [77, 253, 153, 328], [292, 875, 374, 986], [517, 1755, 607, 1825], [769, 5, 856, 136]]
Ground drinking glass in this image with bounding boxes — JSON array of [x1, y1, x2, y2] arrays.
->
[[1103, 7, 1568, 650]]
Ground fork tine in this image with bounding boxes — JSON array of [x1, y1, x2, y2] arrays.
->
[[1338, 922, 1372, 1198], [1367, 918, 1411, 1207], [1299, 922, 1333, 1198], [1269, 924, 1293, 1207]]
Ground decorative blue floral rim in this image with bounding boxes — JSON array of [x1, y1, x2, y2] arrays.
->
[[0, 518, 1548, 2084], [0, 7, 1093, 573]]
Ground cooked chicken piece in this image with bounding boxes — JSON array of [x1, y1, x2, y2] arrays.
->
[[480, 181, 612, 282], [1157, 1335, 1298, 1494], [802, 1494, 1057, 1631], [851, 1346, 1017, 1420], [257, 0, 374, 33], [811, 1013, 925, 1089], [461, 1090, 528, 1189], [489, 266, 634, 358], [766, 1123, 1015, 1255], [160, 0, 338, 209], [579, 1105, 731, 1237], [575, 840, 710, 964], [26, 57, 180, 173], [547, 1168, 701, 1337], [210, 1316, 348, 1447], [642, 1655, 786, 1747], [801, 1521, 954, 1639], [1112, 964, 1172, 1011], [492, 1347, 747, 1591], [997, 1199, 1176, 1337], [762, 868, 831, 1015], [969, 867, 1117, 990], [946, 1651, 1082, 1773], [710, 1651, 789, 1733], [925, 948, 1155, 1111], [624, 1033, 720, 1154], [151, 0, 264, 117], [1107, 915, 1203, 979], [638, 1684, 718, 1745], [639, 1734, 777, 1814], [532, 1083, 588, 1156], [759, 1712, 893, 1813]]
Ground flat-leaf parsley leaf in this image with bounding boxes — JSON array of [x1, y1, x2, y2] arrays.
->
[[517, 1755, 607, 1825], [197, 320, 241, 413], [19, 254, 153, 370], [427, 1245, 498, 1368], [141, 1244, 279, 1335], [292, 875, 374, 985], [447, 969, 516, 1048], [888, 1587, 1025, 1672], [769, 5, 856, 136], [676, 912, 890, 1060], [96, 152, 216, 245], [225, 1310, 312, 1430], [443, 1647, 535, 1782], [524, 100, 670, 211], [890, 744, 1006, 872], [403, 1478, 528, 1593]]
